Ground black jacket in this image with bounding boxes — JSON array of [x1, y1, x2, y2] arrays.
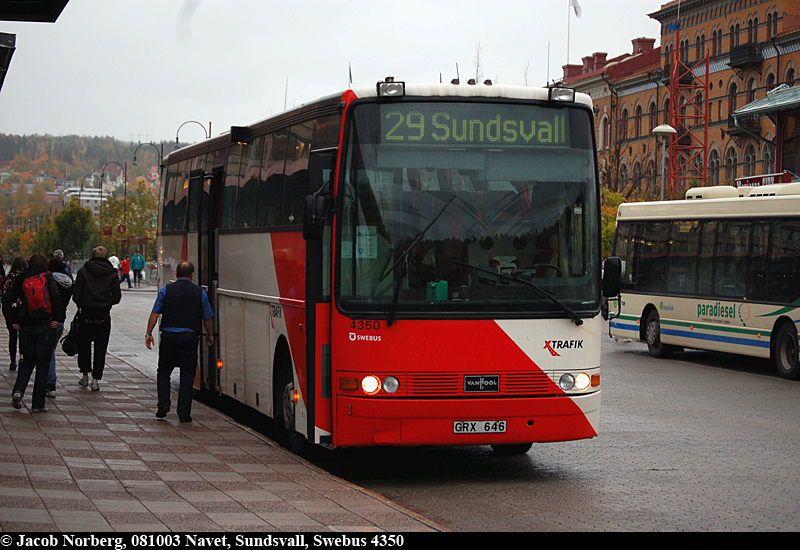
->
[[51, 272, 74, 323], [72, 257, 122, 317], [3, 267, 60, 327]]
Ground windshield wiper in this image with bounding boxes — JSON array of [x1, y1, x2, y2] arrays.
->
[[453, 260, 584, 326], [382, 194, 456, 326]]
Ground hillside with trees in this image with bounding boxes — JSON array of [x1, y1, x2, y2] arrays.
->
[[0, 133, 169, 262]]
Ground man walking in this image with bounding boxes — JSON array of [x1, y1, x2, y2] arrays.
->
[[131, 251, 145, 287], [145, 261, 213, 423], [72, 246, 122, 391]]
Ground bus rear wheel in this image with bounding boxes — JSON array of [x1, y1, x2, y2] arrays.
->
[[774, 323, 800, 380], [645, 310, 673, 358]]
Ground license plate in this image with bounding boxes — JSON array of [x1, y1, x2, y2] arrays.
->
[[453, 420, 507, 434]]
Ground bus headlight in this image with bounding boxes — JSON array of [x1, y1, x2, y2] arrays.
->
[[361, 375, 381, 395], [558, 372, 594, 392], [575, 373, 591, 391], [558, 373, 575, 391], [383, 376, 400, 394]]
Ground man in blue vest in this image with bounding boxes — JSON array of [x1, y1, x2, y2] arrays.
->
[[145, 261, 213, 422]]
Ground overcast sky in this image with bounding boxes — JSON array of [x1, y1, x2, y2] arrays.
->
[[0, 0, 665, 144]]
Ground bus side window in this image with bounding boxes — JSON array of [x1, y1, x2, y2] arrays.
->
[[221, 144, 243, 229], [173, 160, 190, 232], [637, 222, 669, 294], [768, 219, 800, 304], [236, 136, 264, 229], [283, 122, 313, 226], [697, 221, 717, 296], [667, 221, 699, 294], [257, 132, 286, 228], [162, 164, 179, 232]]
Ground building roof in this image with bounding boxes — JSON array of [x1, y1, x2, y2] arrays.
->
[[734, 84, 800, 117]]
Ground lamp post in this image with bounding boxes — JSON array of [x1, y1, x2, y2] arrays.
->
[[174, 120, 211, 150], [132, 142, 163, 169], [653, 124, 677, 201]]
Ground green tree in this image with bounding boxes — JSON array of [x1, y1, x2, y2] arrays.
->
[[52, 200, 97, 260]]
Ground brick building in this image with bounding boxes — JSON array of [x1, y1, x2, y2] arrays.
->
[[561, 0, 800, 199]]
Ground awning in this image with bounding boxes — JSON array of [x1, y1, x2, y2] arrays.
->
[[0, 0, 69, 23], [0, 32, 13, 92], [734, 84, 800, 117]]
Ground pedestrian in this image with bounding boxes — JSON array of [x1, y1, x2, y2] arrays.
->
[[108, 254, 120, 279], [131, 251, 145, 287], [145, 260, 214, 422], [53, 249, 72, 279], [2, 256, 28, 371], [9, 253, 60, 412], [120, 256, 131, 289], [72, 246, 121, 391], [47, 258, 74, 398]]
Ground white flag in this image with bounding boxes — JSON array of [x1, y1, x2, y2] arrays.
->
[[570, 0, 582, 18]]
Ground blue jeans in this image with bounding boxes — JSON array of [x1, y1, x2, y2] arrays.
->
[[14, 325, 57, 409], [48, 322, 64, 388]]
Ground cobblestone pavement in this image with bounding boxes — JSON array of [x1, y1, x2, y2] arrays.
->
[[0, 288, 442, 532]]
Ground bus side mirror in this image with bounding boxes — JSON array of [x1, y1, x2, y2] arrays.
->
[[602, 256, 622, 298], [303, 194, 330, 241]]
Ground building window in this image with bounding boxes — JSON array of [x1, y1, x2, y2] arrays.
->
[[649, 102, 657, 132], [635, 105, 642, 138], [744, 144, 757, 177], [729, 83, 738, 117], [748, 78, 757, 103], [725, 148, 739, 184], [787, 68, 796, 87], [766, 73, 776, 92], [709, 150, 721, 184]]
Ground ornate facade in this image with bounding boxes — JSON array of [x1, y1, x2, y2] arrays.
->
[[561, 0, 800, 199]]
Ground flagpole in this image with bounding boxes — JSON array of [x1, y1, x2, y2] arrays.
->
[[567, 0, 571, 66]]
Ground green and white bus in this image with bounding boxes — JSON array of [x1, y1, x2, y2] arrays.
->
[[608, 183, 800, 380]]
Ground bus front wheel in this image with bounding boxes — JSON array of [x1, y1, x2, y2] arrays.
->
[[491, 443, 533, 455], [774, 323, 800, 380], [645, 310, 673, 358]]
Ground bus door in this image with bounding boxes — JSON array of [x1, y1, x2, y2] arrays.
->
[[189, 164, 222, 393], [305, 149, 336, 446]]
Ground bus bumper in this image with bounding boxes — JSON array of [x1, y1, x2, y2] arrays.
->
[[333, 392, 600, 448]]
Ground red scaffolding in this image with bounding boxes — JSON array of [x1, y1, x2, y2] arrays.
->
[[669, 33, 709, 197]]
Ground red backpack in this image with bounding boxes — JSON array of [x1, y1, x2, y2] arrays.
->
[[22, 273, 52, 320]]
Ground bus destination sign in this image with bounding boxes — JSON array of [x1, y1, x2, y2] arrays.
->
[[380, 104, 570, 148]]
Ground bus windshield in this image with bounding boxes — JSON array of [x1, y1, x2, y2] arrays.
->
[[337, 100, 599, 317]]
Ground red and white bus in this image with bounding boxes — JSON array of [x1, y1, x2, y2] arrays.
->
[[158, 80, 605, 454]]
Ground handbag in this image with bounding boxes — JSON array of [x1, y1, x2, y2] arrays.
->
[[61, 310, 80, 357]]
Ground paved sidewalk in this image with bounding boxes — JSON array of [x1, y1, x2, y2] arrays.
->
[[0, 332, 441, 532]]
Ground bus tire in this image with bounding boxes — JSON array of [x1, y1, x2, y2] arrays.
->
[[491, 443, 533, 455], [774, 323, 800, 380], [273, 342, 308, 455], [282, 380, 309, 455], [645, 310, 673, 358]]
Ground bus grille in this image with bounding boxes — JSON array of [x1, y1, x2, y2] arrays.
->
[[408, 372, 554, 396]]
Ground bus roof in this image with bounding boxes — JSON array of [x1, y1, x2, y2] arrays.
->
[[164, 83, 592, 165], [351, 83, 594, 109], [617, 192, 800, 221]]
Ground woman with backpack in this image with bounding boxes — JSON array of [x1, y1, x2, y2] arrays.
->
[[2, 256, 28, 371], [8, 254, 60, 412]]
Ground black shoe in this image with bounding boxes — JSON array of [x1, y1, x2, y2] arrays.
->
[[156, 408, 168, 419], [179, 417, 192, 423], [9, 362, 16, 371]]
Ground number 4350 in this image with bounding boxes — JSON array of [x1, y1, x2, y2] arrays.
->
[[350, 320, 381, 331]]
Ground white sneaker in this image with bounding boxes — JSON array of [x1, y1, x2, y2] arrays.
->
[[90, 378, 99, 391], [79, 374, 89, 387], [46, 389, 56, 398]]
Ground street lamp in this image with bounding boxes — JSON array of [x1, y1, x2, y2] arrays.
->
[[174, 120, 211, 150], [653, 124, 677, 201], [132, 142, 163, 169]]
